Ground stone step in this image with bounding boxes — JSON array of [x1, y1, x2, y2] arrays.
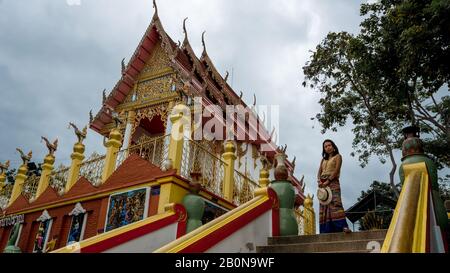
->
[[257, 238, 385, 253], [268, 229, 387, 245]]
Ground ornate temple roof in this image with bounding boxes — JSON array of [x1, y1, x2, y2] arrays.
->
[[89, 7, 275, 150]]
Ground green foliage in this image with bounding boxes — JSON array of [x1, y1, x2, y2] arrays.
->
[[303, 0, 450, 180], [5, 169, 16, 184], [357, 181, 397, 230], [357, 180, 399, 202], [438, 175, 450, 201]]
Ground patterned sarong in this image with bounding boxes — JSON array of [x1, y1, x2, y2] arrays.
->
[[319, 179, 348, 233]]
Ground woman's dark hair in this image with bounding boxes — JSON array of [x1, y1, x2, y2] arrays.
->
[[322, 139, 339, 160]]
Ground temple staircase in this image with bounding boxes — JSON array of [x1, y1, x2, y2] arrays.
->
[[256, 229, 387, 253]]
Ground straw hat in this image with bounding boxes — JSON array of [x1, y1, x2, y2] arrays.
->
[[317, 186, 332, 205]]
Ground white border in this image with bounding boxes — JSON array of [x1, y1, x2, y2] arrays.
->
[[103, 186, 150, 232], [14, 224, 23, 247], [33, 219, 53, 253]]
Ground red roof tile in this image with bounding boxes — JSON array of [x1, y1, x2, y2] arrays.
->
[[5, 194, 30, 214], [98, 153, 174, 191], [29, 186, 60, 207], [63, 177, 97, 199]]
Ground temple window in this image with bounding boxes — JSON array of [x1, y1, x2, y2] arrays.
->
[[131, 115, 166, 145], [33, 210, 53, 253], [67, 203, 87, 246], [7, 223, 23, 248]]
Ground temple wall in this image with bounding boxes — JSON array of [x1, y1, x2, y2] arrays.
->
[[205, 210, 272, 253]]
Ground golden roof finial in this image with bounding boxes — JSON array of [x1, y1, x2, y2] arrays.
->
[[201, 31, 206, 53], [68, 122, 87, 144], [0, 160, 10, 175], [16, 148, 32, 166], [182, 17, 188, 43], [153, 0, 158, 16], [41, 136, 58, 156]]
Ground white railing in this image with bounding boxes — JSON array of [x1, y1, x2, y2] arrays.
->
[[49, 166, 70, 195], [233, 169, 260, 206], [116, 135, 170, 169], [0, 183, 13, 209], [22, 174, 40, 201], [79, 154, 106, 187]]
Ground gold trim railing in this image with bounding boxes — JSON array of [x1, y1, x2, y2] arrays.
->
[[49, 166, 70, 195], [116, 134, 170, 169], [79, 154, 106, 187], [233, 170, 259, 206], [381, 162, 431, 253], [181, 139, 226, 198], [21, 174, 40, 201], [0, 183, 13, 209], [295, 208, 305, 235]]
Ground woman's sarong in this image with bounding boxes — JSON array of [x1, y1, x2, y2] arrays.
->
[[319, 179, 348, 233]]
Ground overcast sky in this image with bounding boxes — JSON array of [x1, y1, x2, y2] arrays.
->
[[2, 0, 444, 230]]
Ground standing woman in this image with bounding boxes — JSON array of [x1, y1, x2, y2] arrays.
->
[[317, 139, 350, 233]]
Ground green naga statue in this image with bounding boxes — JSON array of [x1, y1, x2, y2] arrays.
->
[[399, 126, 448, 232], [3, 223, 22, 253]]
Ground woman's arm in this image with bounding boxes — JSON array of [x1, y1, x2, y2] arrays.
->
[[317, 159, 323, 181]]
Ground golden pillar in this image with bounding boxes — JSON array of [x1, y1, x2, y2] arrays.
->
[[303, 194, 316, 235], [65, 142, 86, 193], [0, 174, 5, 191], [157, 102, 190, 213], [167, 103, 189, 175], [8, 164, 28, 207], [222, 140, 237, 202], [35, 154, 55, 199], [0, 161, 7, 191], [101, 127, 123, 183], [157, 177, 190, 214], [258, 166, 270, 188]]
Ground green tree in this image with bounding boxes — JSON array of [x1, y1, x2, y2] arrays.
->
[[5, 168, 16, 184], [357, 181, 397, 230], [303, 0, 450, 196]]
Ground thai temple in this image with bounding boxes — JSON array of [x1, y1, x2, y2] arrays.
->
[[0, 2, 447, 254]]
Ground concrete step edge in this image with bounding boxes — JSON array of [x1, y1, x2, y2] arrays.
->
[[268, 231, 387, 245]]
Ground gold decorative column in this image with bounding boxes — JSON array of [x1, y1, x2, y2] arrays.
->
[[258, 167, 270, 188], [8, 149, 32, 206], [303, 194, 316, 235], [167, 103, 189, 175], [35, 154, 55, 199], [65, 123, 88, 192], [65, 142, 85, 193], [35, 136, 58, 200], [101, 127, 123, 183], [222, 140, 237, 202], [8, 165, 27, 206]]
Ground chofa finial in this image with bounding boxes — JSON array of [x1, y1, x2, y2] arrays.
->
[[201, 31, 206, 52], [183, 17, 188, 41], [153, 0, 158, 15], [68, 122, 88, 144], [41, 136, 58, 156], [16, 148, 32, 166]]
